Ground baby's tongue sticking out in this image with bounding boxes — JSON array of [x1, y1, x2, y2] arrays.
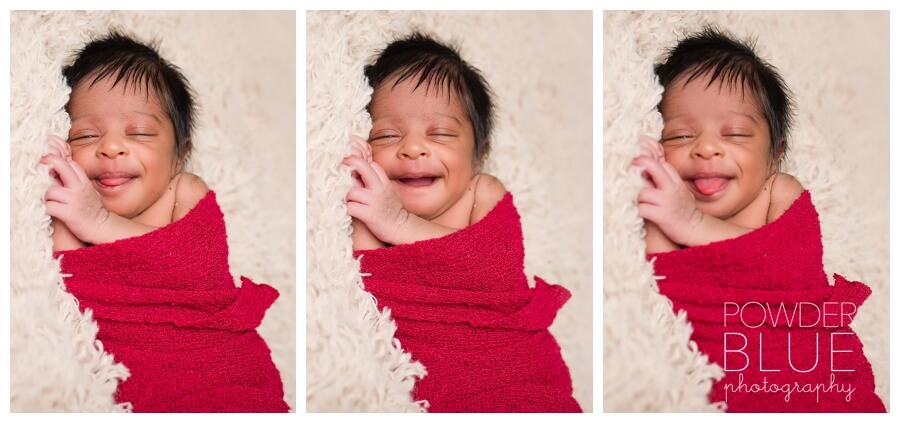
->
[[692, 177, 729, 195]]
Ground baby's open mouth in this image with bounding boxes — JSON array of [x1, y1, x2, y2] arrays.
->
[[690, 176, 730, 196], [94, 173, 135, 189], [397, 176, 438, 187]]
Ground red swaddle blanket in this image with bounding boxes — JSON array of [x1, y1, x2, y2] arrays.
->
[[55, 191, 289, 412], [649, 190, 884, 412], [355, 192, 581, 412]]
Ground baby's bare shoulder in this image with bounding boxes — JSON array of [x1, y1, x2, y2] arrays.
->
[[767, 172, 804, 222], [470, 173, 508, 224], [772, 172, 804, 201], [172, 173, 211, 221]]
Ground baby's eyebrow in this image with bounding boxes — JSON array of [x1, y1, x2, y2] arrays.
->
[[129, 110, 163, 123], [727, 109, 761, 123], [426, 112, 462, 124]]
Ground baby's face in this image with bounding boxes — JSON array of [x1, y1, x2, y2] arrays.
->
[[67, 74, 180, 219], [368, 77, 477, 221], [659, 72, 773, 220]]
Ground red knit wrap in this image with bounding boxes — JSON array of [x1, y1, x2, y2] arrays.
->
[[354, 192, 581, 412], [55, 191, 289, 412], [649, 190, 885, 412]]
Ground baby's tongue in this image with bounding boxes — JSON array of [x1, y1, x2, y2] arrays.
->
[[693, 177, 729, 195]]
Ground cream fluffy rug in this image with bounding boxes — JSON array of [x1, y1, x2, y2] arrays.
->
[[306, 11, 593, 412], [603, 11, 889, 412], [9, 11, 296, 411]]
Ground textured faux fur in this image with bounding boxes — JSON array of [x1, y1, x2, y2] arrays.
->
[[9, 11, 296, 412], [306, 11, 592, 412], [603, 11, 889, 412]]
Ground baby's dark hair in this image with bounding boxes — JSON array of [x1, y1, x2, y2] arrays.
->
[[655, 27, 795, 165], [62, 30, 197, 163], [364, 32, 495, 163]]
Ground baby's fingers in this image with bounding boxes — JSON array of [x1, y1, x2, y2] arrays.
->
[[641, 156, 683, 191], [638, 135, 662, 159], [44, 185, 71, 206], [345, 185, 372, 205], [40, 154, 79, 188], [47, 135, 71, 159], [636, 185, 664, 207], [343, 155, 381, 189], [636, 202, 664, 225], [46, 144, 65, 160], [68, 160, 91, 185], [349, 143, 366, 159], [350, 135, 372, 162], [632, 156, 669, 190], [660, 161, 683, 186], [637, 144, 656, 160], [369, 161, 391, 185]]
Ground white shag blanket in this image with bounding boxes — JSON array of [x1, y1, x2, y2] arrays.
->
[[603, 11, 889, 411], [9, 11, 296, 412], [306, 11, 593, 412]]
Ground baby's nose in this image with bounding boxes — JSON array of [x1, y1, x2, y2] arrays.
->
[[398, 136, 429, 158], [97, 136, 128, 158], [691, 135, 723, 159]]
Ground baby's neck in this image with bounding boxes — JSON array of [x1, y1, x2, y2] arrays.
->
[[420, 175, 481, 230], [127, 173, 183, 228], [720, 173, 779, 229]]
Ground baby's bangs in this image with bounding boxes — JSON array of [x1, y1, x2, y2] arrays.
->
[[88, 60, 164, 100], [389, 62, 468, 102], [682, 58, 761, 102]]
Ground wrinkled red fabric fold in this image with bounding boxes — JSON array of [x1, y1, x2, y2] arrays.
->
[[55, 191, 289, 412], [355, 192, 581, 412], [649, 190, 884, 412]]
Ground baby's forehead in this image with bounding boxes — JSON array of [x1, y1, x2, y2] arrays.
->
[[373, 77, 464, 107], [672, 73, 763, 104], [379, 74, 455, 96], [74, 73, 163, 103]]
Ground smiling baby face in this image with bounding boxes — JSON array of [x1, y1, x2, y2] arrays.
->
[[368, 75, 478, 221]]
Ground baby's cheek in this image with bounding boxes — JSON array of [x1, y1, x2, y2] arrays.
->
[[369, 147, 388, 161], [370, 154, 390, 170], [69, 152, 90, 168]]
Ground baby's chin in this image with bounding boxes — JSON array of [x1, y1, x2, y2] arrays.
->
[[401, 203, 432, 220], [400, 187, 476, 221], [399, 197, 445, 221], [101, 201, 141, 220], [696, 201, 740, 221]]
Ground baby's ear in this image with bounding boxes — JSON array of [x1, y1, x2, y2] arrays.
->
[[176, 138, 192, 173], [473, 140, 490, 169], [770, 140, 786, 172], [472, 152, 487, 173]]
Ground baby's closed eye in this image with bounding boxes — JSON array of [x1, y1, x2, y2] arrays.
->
[[127, 132, 158, 141], [68, 133, 100, 145], [428, 131, 458, 141], [369, 131, 401, 145], [661, 133, 694, 145], [722, 133, 752, 140]]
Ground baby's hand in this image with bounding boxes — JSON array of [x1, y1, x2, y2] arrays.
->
[[40, 154, 110, 245], [632, 154, 703, 246], [637, 135, 664, 163], [348, 135, 372, 162], [634, 135, 666, 187], [342, 155, 407, 245], [46, 134, 72, 160], [346, 135, 372, 188], [43, 135, 72, 186], [49, 216, 87, 251]]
